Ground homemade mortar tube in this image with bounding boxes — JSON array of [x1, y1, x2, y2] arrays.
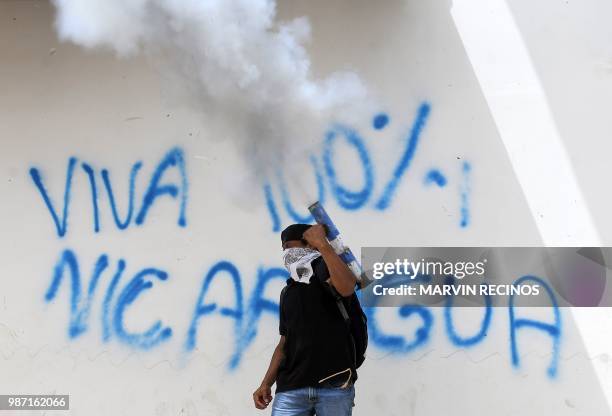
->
[[308, 201, 369, 288]]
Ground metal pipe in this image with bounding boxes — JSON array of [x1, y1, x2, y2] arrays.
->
[[308, 201, 366, 288]]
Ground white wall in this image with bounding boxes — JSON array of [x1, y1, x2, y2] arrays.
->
[[1, 1, 612, 415]]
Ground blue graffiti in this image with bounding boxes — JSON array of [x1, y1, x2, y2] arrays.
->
[[359, 275, 559, 378], [276, 156, 326, 224], [185, 263, 288, 370], [26, 97, 565, 384], [376, 102, 431, 210], [263, 104, 457, 231], [81, 163, 100, 233], [45, 249, 172, 349], [233, 266, 288, 369], [102, 162, 142, 229], [29, 157, 77, 237], [424, 169, 447, 187], [185, 261, 244, 357], [43, 249, 562, 378], [509, 275, 561, 378], [102, 259, 125, 342], [444, 285, 492, 347], [45, 249, 108, 338], [460, 161, 471, 228], [366, 304, 434, 353], [135, 147, 188, 228], [363, 275, 434, 353], [373, 113, 390, 130], [114, 268, 173, 349], [323, 124, 374, 210], [263, 183, 282, 232], [30, 147, 188, 237]]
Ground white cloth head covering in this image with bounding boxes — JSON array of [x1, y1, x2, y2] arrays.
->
[[282, 248, 321, 284]]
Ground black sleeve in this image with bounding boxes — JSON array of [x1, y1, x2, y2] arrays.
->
[[279, 287, 287, 336], [312, 256, 330, 283], [314, 256, 355, 300]]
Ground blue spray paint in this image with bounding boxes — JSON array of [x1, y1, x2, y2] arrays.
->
[[424, 169, 447, 187], [31, 148, 188, 235], [185, 261, 244, 357], [373, 113, 390, 130], [366, 304, 434, 353], [276, 170, 311, 223], [113, 268, 173, 349], [276, 157, 325, 224], [102, 162, 142, 230], [261, 104, 479, 231], [135, 147, 188, 227], [509, 275, 561, 378], [444, 284, 492, 347], [44, 249, 108, 338], [363, 274, 433, 352], [102, 259, 125, 342], [323, 124, 374, 210], [41, 249, 563, 378], [29, 157, 77, 238], [376, 102, 431, 210], [263, 183, 282, 232], [277, 171, 312, 223], [81, 163, 100, 233], [231, 266, 288, 369], [460, 161, 471, 228]]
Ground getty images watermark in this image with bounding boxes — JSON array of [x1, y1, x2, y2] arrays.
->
[[360, 247, 612, 307]]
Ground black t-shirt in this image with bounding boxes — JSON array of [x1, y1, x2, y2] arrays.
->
[[276, 256, 357, 393]]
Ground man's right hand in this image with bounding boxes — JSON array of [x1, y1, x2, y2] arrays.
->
[[302, 224, 329, 251], [253, 383, 273, 410]]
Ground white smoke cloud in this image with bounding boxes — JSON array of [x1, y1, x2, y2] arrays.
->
[[51, 0, 370, 183]]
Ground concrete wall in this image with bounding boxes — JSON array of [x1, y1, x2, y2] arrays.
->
[[1, 1, 612, 415]]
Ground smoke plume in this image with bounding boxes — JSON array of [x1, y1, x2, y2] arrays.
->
[[51, 0, 369, 183]]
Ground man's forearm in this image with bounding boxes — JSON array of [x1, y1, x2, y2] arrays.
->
[[260, 343, 284, 387], [319, 244, 357, 296]]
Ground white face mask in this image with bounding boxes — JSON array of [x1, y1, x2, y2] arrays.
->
[[282, 247, 319, 270], [282, 247, 321, 283]]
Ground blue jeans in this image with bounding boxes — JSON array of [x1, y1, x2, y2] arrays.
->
[[271, 386, 355, 416]]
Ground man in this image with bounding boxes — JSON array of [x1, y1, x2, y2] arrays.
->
[[253, 223, 359, 415]]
